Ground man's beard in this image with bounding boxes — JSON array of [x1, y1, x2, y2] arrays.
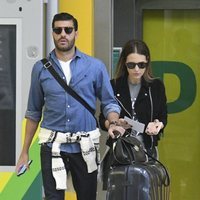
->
[[54, 37, 75, 52]]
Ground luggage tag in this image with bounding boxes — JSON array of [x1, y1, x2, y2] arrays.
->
[[124, 116, 145, 133]]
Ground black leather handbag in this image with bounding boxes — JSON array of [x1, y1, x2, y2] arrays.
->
[[112, 134, 148, 166]]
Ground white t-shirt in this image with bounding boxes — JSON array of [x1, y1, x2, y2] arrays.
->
[[59, 59, 72, 85]]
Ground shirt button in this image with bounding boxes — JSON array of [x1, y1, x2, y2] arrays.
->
[[67, 119, 70, 122], [67, 105, 70, 108]]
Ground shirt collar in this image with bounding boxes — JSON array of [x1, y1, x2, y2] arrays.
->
[[49, 47, 82, 62]]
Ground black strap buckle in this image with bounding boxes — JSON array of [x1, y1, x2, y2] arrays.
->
[[43, 61, 52, 69]]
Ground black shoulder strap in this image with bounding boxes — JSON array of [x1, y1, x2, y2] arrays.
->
[[41, 58, 98, 125]]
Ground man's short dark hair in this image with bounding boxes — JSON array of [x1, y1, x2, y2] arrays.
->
[[52, 12, 78, 31]]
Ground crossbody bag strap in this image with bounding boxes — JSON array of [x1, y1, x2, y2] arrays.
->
[[41, 58, 98, 126], [149, 86, 154, 149]]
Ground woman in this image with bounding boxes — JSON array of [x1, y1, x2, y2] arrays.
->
[[99, 39, 167, 166]]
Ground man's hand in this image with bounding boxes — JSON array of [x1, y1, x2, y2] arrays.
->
[[15, 152, 30, 175], [108, 122, 125, 139]]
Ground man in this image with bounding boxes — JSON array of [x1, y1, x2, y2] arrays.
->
[[16, 12, 124, 200]]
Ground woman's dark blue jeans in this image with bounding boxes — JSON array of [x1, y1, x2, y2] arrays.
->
[[40, 144, 97, 200]]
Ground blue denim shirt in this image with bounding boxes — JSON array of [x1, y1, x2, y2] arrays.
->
[[25, 48, 120, 152]]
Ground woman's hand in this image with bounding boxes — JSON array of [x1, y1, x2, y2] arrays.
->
[[145, 119, 164, 135], [118, 118, 132, 129]]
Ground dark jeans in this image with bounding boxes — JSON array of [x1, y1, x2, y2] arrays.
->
[[40, 144, 97, 200]]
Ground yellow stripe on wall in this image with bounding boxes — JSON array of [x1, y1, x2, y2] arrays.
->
[[0, 173, 12, 192], [59, 0, 94, 56]]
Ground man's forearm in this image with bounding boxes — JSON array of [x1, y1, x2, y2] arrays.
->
[[22, 118, 39, 154]]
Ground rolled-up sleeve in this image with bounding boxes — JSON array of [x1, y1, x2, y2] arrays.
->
[[103, 103, 121, 118], [25, 61, 44, 122]]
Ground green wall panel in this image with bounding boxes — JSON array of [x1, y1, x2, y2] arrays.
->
[[144, 10, 200, 200], [0, 140, 42, 200]]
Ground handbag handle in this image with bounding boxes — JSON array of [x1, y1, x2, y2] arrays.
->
[[144, 150, 170, 187], [41, 58, 98, 126]]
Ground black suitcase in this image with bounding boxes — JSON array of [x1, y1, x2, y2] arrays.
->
[[106, 162, 170, 200]]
